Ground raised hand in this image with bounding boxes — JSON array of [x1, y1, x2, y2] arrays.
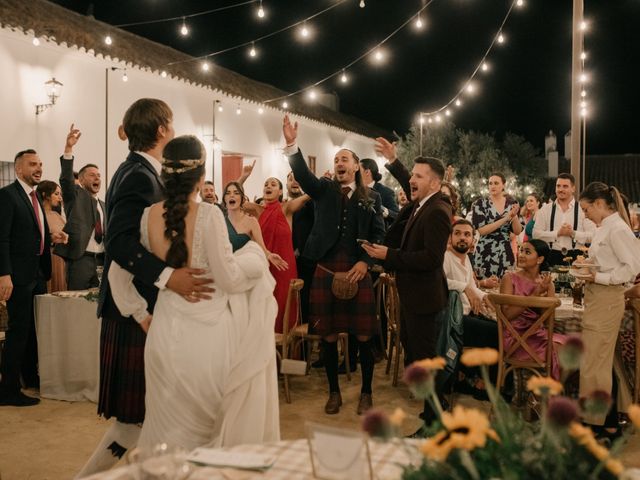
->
[[374, 137, 397, 162], [241, 159, 256, 178], [64, 123, 82, 154], [283, 114, 298, 146]]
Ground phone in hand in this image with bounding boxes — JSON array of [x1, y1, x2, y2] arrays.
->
[[356, 238, 372, 246]]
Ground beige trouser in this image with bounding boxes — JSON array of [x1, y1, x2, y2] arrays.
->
[[579, 283, 625, 425]]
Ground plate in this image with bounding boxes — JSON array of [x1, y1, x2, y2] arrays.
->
[[572, 262, 599, 269], [569, 268, 593, 279]]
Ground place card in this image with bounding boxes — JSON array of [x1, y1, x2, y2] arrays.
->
[[306, 422, 373, 480], [186, 448, 275, 471]]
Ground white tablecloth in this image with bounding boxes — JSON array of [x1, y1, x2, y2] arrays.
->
[[84, 438, 416, 480], [34, 293, 100, 403]]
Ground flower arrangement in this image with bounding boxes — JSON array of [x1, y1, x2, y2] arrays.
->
[[362, 340, 639, 479], [357, 197, 377, 213]]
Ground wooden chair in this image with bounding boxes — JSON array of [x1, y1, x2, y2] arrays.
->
[[381, 273, 403, 387], [628, 298, 640, 404], [487, 293, 561, 394], [275, 279, 305, 403]]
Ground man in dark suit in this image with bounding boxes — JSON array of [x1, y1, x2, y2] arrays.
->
[[363, 147, 452, 429], [283, 115, 385, 416], [0, 150, 63, 406], [77, 99, 213, 478], [54, 124, 107, 290], [360, 158, 399, 228]]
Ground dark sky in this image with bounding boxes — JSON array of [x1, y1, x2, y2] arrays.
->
[[51, 0, 640, 155]]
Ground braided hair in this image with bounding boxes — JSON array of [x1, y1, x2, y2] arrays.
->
[[161, 135, 205, 268]]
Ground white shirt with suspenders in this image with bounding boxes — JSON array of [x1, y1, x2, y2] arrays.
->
[[532, 198, 595, 253]]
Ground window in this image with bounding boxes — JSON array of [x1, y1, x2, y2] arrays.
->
[[0, 161, 15, 188]]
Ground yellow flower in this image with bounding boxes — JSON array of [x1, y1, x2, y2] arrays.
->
[[460, 348, 499, 367], [420, 431, 453, 462], [568, 422, 595, 443], [628, 403, 640, 428], [605, 458, 625, 476], [440, 406, 498, 450], [389, 408, 406, 427], [526, 376, 563, 396], [415, 357, 447, 371]]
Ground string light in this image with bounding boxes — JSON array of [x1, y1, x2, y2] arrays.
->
[[359, 0, 365, 8], [579, 73, 587, 83], [445, 109, 451, 116], [216, 101, 224, 112], [415, 15, 423, 29], [122, 71, 128, 82], [373, 49, 385, 63], [236, 105, 242, 115], [249, 42, 257, 57], [581, 108, 587, 117], [580, 51, 587, 60], [104, 35, 112, 45], [257, 0, 265, 19], [419, 115, 425, 125], [466, 83, 476, 94], [455, 99, 462, 107], [161, 70, 167, 78], [282, 101, 288, 109], [202, 61, 211, 72], [580, 100, 587, 108], [307, 89, 317, 101], [180, 18, 189, 36], [581, 90, 587, 97], [340, 70, 348, 84], [516, 0, 524, 7], [32, 37, 40, 46], [580, 20, 588, 31], [258, 107, 264, 114], [427, 118, 433, 124], [299, 22, 310, 38], [435, 115, 442, 123], [497, 33, 505, 44]]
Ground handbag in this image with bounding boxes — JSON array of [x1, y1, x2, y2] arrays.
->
[[317, 265, 359, 300]]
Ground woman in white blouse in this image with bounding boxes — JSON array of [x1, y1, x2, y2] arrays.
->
[[578, 182, 640, 436]]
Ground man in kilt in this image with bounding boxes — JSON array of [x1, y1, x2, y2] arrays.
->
[[77, 99, 213, 478], [283, 115, 385, 415]]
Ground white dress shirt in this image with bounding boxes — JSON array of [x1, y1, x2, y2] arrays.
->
[[590, 212, 640, 285], [414, 191, 436, 216], [533, 198, 595, 251], [17, 177, 45, 250], [443, 250, 486, 315]]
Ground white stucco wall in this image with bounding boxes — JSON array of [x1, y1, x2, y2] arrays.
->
[[0, 27, 383, 199]]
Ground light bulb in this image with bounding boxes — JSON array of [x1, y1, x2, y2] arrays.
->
[[258, 107, 264, 115], [202, 61, 210, 72], [580, 51, 587, 60], [497, 33, 505, 44], [419, 116, 425, 125], [217, 103, 224, 112], [580, 21, 588, 31], [236, 106, 242, 115], [340, 71, 348, 84], [122, 71, 128, 82], [249, 44, 257, 57], [516, 0, 524, 7], [300, 25, 309, 38], [579, 73, 587, 83], [581, 90, 587, 97], [466, 83, 475, 94], [445, 109, 451, 117], [374, 50, 384, 62], [581, 108, 587, 117], [308, 90, 317, 100], [282, 101, 289, 109], [104, 35, 112, 45], [580, 100, 587, 108], [180, 20, 189, 36], [257, 1, 265, 19], [427, 118, 433, 124], [481, 62, 489, 72], [32, 37, 40, 46], [455, 99, 462, 107], [161, 70, 167, 78], [435, 115, 442, 123], [415, 16, 423, 29], [359, 0, 365, 8]]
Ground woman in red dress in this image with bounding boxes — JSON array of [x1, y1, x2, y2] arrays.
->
[[241, 166, 310, 333]]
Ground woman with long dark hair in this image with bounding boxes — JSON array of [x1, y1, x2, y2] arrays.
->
[[499, 239, 567, 379], [578, 182, 640, 435], [37, 180, 68, 292], [108, 135, 279, 450]]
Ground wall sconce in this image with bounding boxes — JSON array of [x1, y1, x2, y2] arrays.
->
[[35, 77, 63, 115]]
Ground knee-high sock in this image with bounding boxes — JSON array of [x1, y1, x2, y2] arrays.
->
[[358, 339, 374, 394], [322, 340, 340, 394], [75, 421, 141, 479]]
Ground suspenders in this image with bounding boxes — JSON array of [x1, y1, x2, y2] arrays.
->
[[549, 201, 579, 249]]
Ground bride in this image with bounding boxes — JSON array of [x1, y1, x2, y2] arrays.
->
[[108, 135, 280, 451]]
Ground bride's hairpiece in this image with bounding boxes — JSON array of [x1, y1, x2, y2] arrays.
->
[[161, 157, 205, 174]]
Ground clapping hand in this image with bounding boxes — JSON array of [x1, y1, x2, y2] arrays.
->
[[558, 223, 574, 237], [534, 272, 553, 296], [51, 231, 69, 244], [64, 123, 82, 154], [509, 203, 520, 219], [374, 137, 397, 162], [283, 115, 298, 146]]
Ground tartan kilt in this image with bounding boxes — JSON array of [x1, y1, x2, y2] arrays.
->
[[98, 312, 146, 424], [309, 249, 378, 337]]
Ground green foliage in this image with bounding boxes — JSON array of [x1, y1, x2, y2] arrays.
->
[[394, 122, 547, 211]]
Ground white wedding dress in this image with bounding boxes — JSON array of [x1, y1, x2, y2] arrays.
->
[[108, 202, 280, 451]]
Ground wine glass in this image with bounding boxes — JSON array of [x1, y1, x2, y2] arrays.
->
[[95, 266, 104, 287]]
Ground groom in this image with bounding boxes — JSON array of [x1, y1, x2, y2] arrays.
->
[[77, 98, 214, 477]]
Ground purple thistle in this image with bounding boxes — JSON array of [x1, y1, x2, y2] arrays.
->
[[362, 408, 392, 439], [547, 397, 578, 427]]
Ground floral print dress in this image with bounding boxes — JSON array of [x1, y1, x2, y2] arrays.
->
[[471, 196, 517, 278]]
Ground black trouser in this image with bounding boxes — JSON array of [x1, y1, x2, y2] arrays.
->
[[0, 273, 47, 395], [462, 314, 499, 382], [399, 305, 444, 422], [67, 253, 104, 290]]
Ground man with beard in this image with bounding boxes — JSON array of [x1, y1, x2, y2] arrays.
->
[[283, 115, 385, 415], [443, 219, 497, 350], [200, 181, 219, 206], [0, 150, 65, 405], [532, 173, 595, 266], [54, 125, 107, 290]]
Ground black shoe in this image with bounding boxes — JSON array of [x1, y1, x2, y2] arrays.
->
[[338, 361, 357, 375], [0, 391, 40, 407]]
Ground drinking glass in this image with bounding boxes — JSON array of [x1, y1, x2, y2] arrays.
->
[[95, 266, 104, 286]]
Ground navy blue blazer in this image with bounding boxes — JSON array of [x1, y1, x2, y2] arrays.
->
[[0, 181, 51, 285], [372, 181, 399, 226], [288, 148, 385, 265], [97, 152, 166, 318]]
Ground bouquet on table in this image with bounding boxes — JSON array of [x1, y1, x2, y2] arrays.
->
[[362, 341, 640, 479]]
